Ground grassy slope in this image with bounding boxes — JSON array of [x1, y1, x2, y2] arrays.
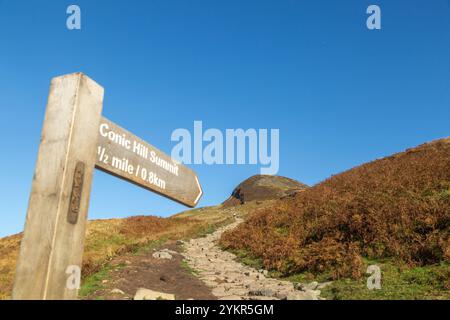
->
[[221, 138, 450, 299], [0, 203, 257, 300], [2, 138, 449, 300], [318, 261, 450, 300], [230, 249, 450, 299]]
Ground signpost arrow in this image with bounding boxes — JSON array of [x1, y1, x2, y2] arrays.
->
[[96, 117, 203, 207]]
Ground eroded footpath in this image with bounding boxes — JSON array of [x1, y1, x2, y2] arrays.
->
[[182, 218, 328, 300]]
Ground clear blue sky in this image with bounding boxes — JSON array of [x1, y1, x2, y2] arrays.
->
[[0, 0, 449, 237]]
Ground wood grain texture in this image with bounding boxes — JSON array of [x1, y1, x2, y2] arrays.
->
[[96, 117, 202, 208], [12, 73, 104, 300]]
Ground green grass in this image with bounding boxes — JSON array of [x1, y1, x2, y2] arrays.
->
[[228, 249, 264, 270], [288, 260, 450, 300], [284, 271, 332, 284], [197, 224, 217, 237], [132, 238, 168, 256], [180, 259, 199, 277], [228, 248, 450, 300], [79, 264, 113, 298], [84, 233, 135, 254], [79, 263, 127, 298], [195, 217, 235, 238]]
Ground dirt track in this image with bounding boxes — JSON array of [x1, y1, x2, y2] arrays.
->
[[84, 241, 215, 300], [182, 218, 324, 300], [85, 216, 325, 300]]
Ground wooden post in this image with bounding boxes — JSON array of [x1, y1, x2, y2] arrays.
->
[[12, 73, 104, 300]]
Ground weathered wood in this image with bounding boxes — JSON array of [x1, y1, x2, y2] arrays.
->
[[12, 73, 104, 300], [96, 118, 203, 207]]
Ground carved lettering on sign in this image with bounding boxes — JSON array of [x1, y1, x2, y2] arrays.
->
[[67, 162, 85, 224]]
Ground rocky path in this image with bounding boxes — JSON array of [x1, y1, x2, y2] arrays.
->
[[182, 218, 326, 300]]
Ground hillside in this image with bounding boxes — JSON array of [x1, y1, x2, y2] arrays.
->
[[221, 138, 450, 285], [1, 138, 449, 300], [0, 205, 248, 300], [0, 173, 302, 300]]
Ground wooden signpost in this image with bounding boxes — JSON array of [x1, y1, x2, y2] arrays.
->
[[12, 73, 202, 300]]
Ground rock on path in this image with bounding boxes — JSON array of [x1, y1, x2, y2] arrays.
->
[[182, 218, 325, 300]]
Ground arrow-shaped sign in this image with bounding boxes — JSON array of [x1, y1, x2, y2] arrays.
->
[[95, 117, 202, 207]]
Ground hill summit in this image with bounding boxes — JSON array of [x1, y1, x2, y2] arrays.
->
[[222, 175, 308, 206]]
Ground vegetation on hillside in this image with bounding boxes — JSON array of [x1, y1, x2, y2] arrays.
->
[[1, 137, 449, 300], [221, 138, 450, 284], [0, 205, 239, 299]]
